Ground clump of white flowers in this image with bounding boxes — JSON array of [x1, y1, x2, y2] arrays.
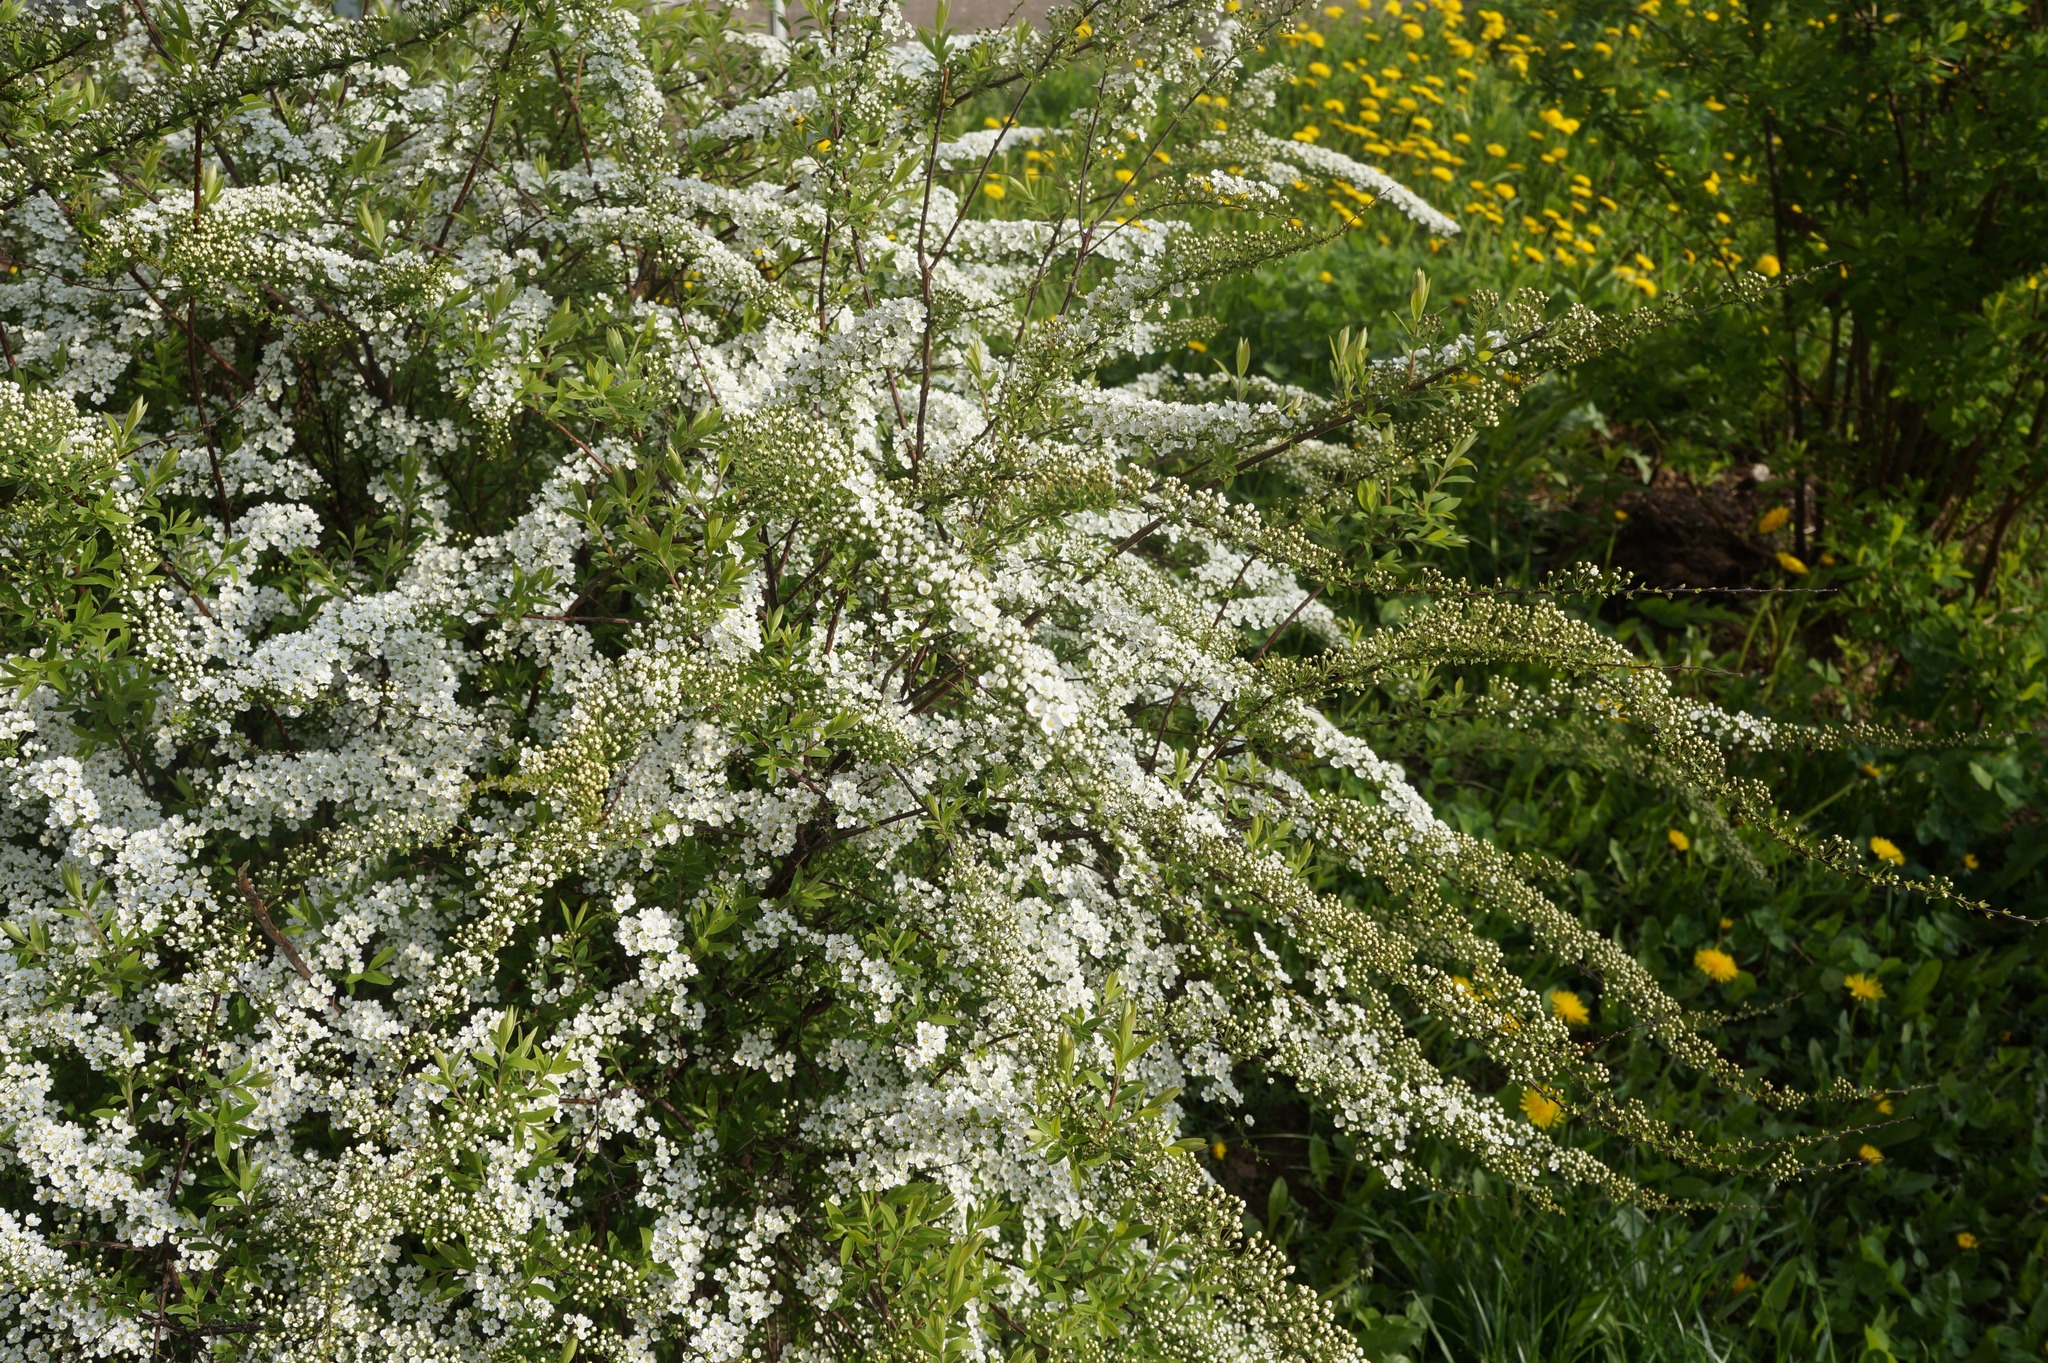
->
[[0, 0, 1847, 1356]]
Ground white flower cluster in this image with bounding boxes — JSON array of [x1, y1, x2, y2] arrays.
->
[[0, 0, 1794, 1357]]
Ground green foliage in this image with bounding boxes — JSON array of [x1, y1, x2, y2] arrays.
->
[[1156, 2, 2048, 1359], [1520, 0, 2048, 531]]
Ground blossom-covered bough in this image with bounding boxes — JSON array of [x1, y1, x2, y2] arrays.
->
[[0, 0, 1864, 1355]]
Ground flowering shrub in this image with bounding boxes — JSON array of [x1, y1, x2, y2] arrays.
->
[[0, 0, 1884, 1355]]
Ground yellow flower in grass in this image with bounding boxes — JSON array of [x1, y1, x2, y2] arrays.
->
[[1520, 1088, 1564, 1129], [1870, 836, 1905, 866], [1845, 972, 1885, 1003], [1756, 505, 1790, 534], [1211, 1140, 1228, 1159], [982, 182, 1006, 200], [1695, 947, 1738, 983], [1857, 1143, 1884, 1164], [1756, 253, 1782, 277], [1731, 1272, 1756, 1293], [1667, 828, 1690, 853], [1548, 990, 1591, 1026], [1861, 762, 1883, 778], [1964, 852, 1981, 870], [1775, 550, 1809, 574], [1956, 1231, 1979, 1250]]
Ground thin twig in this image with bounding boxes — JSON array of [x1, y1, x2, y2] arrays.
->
[[438, 19, 524, 248]]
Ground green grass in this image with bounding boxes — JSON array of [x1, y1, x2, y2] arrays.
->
[[959, 3, 2048, 1355]]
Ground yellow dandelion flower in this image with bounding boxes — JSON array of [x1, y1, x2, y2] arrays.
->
[[1695, 947, 1738, 983], [1520, 1088, 1564, 1128], [1756, 506, 1790, 534], [1876, 1096, 1894, 1114], [1211, 1140, 1227, 1159], [1870, 836, 1905, 866], [1756, 253, 1782, 277], [1857, 1143, 1884, 1164], [1731, 1272, 1756, 1293], [1187, 340, 1208, 353], [1956, 1231, 1979, 1250], [1845, 972, 1885, 1003], [1964, 852, 1980, 870], [1309, 60, 1333, 77], [1719, 916, 1734, 930], [1861, 762, 1882, 778], [813, 138, 833, 153], [1776, 551, 1809, 574], [1549, 989, 1591, 1026], [982, 182, 1006, 200], [1667, 828, 1690, 852], [1613, 508, 1629, 522], [1318, 270, 1334, 283], [1075, 19, 1093, 36], [1485, 142, 1508, 157]]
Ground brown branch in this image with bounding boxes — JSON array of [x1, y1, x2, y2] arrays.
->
[[236, 865, 327, 1004], [438, 19, 524, 248]]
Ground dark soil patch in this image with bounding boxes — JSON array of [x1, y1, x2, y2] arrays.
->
[[1606, 465, 1782, 591]]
